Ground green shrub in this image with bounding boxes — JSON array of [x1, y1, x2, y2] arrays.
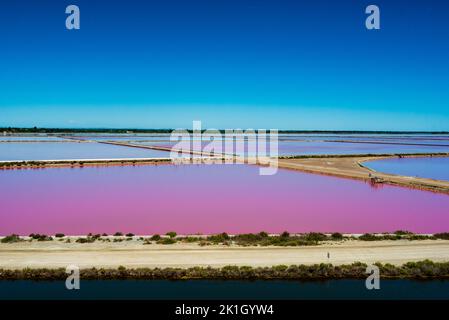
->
[[408, 234, 433, 240], [331, 232, 343, 240], [280, 231, 290, 238], [126, 233, 135, 237], [55, 233, 65, 238], [207, 233, 230, 243], [114, 232, 123, 237], [150, 234, 161, 241], [157, 238, 177, 245], [359, 233, 378, 241], [304, 232, 328, 241], [2, 260, 449, 280], [1, 234, 21, 243], [394, 230, 413, 235], [183, 236, 201, 243], [76, 237, 95, 243], [434, 233, 449, 240], [166, 231, 177, 238], [29, 234, 53, 241]]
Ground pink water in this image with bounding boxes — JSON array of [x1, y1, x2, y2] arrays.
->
[[1, 164, 448, 235]]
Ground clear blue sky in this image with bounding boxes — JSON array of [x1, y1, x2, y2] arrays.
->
[[0, 0, 448, 130]]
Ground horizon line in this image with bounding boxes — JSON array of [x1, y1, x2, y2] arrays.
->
[[1, 127, 449, 134]]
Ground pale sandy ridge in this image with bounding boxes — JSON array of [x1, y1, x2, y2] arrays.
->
[[1, 240, 449, 269], [277, 155, 449, 194]]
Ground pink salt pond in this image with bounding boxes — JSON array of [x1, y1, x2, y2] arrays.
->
[[0, 164, 448, 235]]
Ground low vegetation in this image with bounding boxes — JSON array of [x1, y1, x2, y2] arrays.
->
[[331, 232, 343, 240], [0, 159, 172, 169], [358, 232, 434, 241], [0, 234, 22, 243], [434, 233, 449, 240], [150, 234, 161, 241], [279, 152, 449, 160], [1, 260, 448, 280], [157, 238, 177, 245], [0, 230, 445, 246], [29, 234, 53, 241], [75, 234, 102, 243]]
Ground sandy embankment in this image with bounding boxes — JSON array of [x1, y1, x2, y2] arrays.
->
[[277, 155, 449, 194], [1, 239, 449, 269]]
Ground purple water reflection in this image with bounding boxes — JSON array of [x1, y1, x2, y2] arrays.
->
[[1, 164, 448, 235], [365, 157, 449, 181]]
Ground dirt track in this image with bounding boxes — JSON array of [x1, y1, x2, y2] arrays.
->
[[277, 155, 449, 194], [1, 240, 449, 269]]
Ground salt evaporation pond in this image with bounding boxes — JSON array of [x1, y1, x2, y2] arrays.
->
[[365, 157, 449, 182], [275, 141, 449, 156], [0, 142, 170, 161], [137, 140, 449, 156], [0, 136, 68, 141], [62, 134, 449, 156], [68, 134, 172, 142], [73, 134, 449, 148], [1, 164, 448, 235], [278, 134, 449, 146]]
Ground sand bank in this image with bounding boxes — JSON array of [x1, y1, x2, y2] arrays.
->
[[277, 154, 449, 194]]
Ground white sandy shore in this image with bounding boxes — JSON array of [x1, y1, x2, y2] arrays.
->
[[1, 240, 448, 269]]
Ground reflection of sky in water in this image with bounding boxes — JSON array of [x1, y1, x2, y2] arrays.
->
[[2, 134, 449, 160], [136, 140, 449, 156], [365, 157, 449, 182], [63, 134, 449, 153], [0, 136, 69, 141], [275, 141, 449, 156], [0, 142, 170, 161]]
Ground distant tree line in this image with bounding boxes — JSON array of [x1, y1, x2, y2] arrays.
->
[[1, 127, 448, 135]]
